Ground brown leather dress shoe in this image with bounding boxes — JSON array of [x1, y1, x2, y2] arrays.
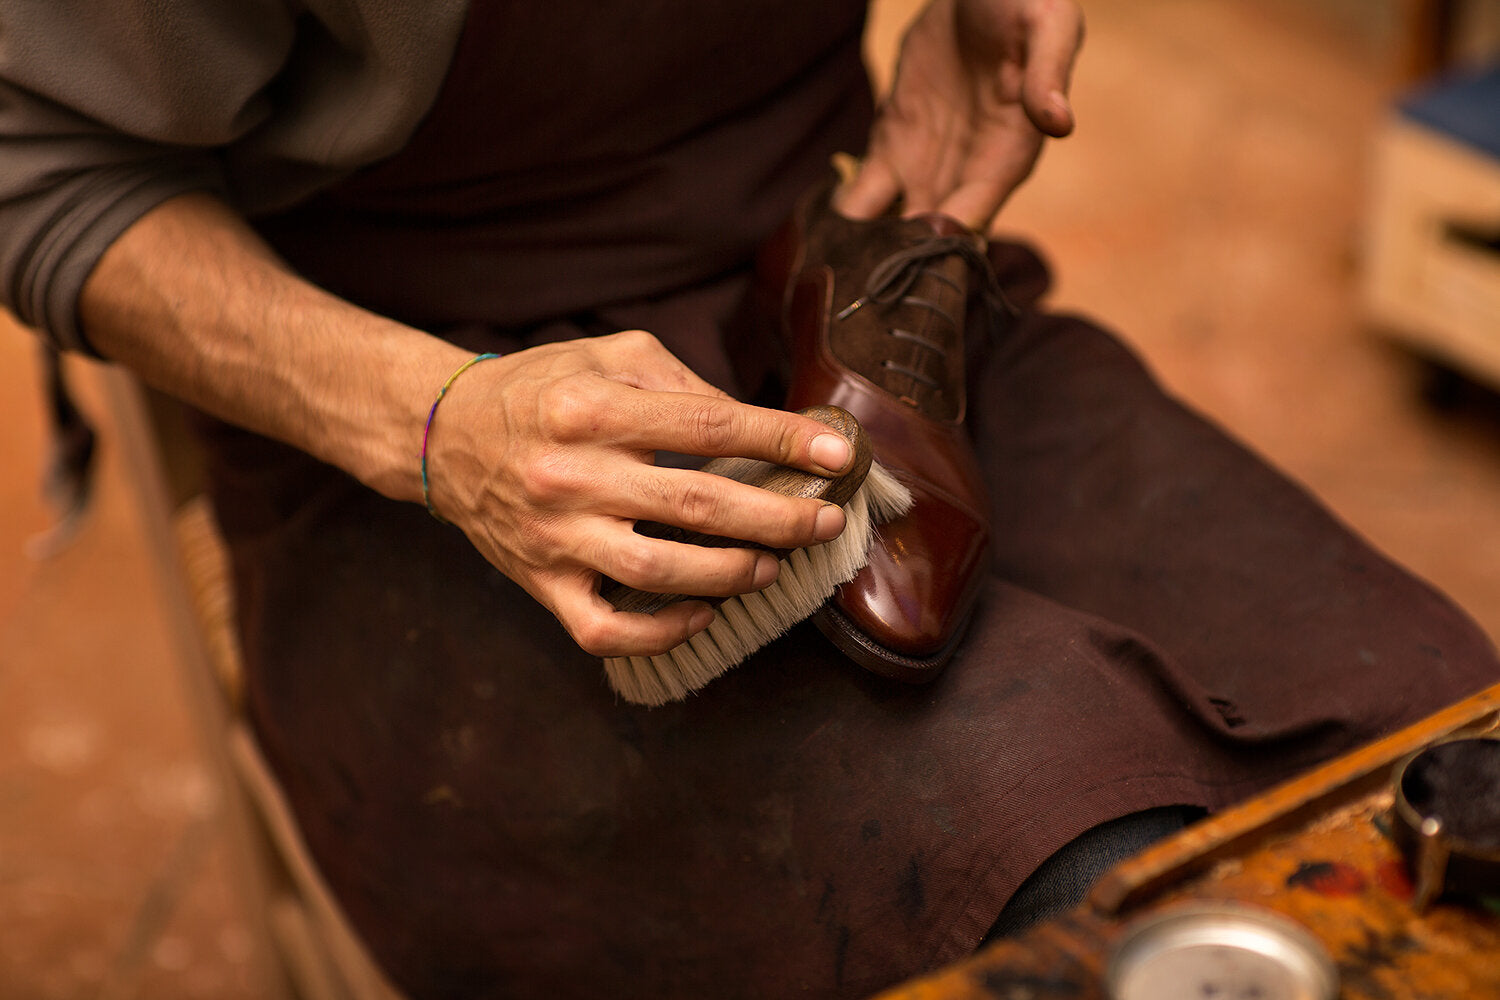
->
[[756, 177, 1009, 682]]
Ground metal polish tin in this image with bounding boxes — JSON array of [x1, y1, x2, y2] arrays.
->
[[1105, 902, 1338, 1000], [1390, 734, 1500, 909]]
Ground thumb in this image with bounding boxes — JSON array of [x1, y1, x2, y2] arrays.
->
[[1021, 4, 1084, 137]]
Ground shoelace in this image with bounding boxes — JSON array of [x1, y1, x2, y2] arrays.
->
[[835, 236, 1013, 323], [835, 236, 1015, 396]]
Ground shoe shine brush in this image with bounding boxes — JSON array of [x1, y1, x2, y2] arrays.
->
[[599, 405, 912, 706]]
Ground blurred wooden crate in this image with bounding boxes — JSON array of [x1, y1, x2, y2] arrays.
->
[[1363, 66, 1500, 388]]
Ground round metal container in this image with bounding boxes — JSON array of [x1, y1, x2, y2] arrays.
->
[[1390, 734, 1500, 906], [1106, 903, 1337, 1000]]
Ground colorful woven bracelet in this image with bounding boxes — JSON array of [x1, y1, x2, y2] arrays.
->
[[421, 352, 501, 522]]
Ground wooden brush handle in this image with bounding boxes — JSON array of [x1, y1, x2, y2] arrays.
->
[[600, 405, 872, 615]]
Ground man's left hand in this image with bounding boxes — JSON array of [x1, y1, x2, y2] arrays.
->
[[839, 0, 1084, 234]]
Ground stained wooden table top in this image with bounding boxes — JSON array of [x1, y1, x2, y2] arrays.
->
[[873, 683, 1500, 1000]]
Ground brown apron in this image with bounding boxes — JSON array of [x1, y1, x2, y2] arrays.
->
[[199, 3, 1500, 997]]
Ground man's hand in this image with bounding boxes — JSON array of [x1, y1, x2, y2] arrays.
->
[[839, 0, 1084, 233], [80, 195, 854, 661], [423, 331, 856, 658]]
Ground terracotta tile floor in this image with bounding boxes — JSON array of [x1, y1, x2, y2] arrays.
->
[[3, 2, 1499, 997]]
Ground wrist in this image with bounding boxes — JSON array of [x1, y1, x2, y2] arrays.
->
[[418, 351, 504, 521], [346, 330, 475, 506]]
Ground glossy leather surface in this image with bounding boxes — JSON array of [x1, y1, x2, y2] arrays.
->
[[759, 179, 993, 678]]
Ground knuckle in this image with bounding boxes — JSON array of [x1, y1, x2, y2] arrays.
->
[[518, 453, 579, 505], [683, 401, 738, 454], [611, 537, 664, 586], [537, 376, 606, 441], [673, 478, 726, 528], [614, 328, 661, 350], [774, 423, 803, 467], [602, 328, 665, 362], [567, 614, 615, 658]]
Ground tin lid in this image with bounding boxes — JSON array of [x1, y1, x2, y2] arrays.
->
[[1106, 903, 1337, 1000]]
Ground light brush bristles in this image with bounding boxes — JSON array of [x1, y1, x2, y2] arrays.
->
[[604, 461, 912, 706]]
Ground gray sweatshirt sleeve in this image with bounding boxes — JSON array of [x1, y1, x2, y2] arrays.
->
[[0, 0, 466, 354]]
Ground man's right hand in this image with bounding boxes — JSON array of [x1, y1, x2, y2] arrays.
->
[[422, 330, 856, 658], [79, 195, 848, 659]]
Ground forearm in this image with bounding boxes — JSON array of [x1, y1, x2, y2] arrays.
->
[[79, 193, 857, 658], [79, 192, 470, 502]]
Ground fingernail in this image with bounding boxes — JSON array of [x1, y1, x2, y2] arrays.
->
[[813, 503, 846, 542], [753, 552, 780, 589], [1050, 90, 1074, 128], [688, 604, 716, 633], [810, 433, 851, 473]]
